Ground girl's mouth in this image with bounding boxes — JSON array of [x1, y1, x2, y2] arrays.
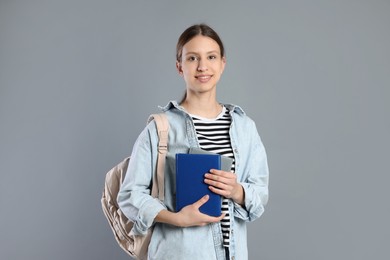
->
[[195, 75, 212, 83]]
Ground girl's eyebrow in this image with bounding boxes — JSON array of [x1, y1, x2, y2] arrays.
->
[[184, 50, 219, 56]]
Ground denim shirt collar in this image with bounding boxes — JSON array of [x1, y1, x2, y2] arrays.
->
[[159, 100, 246, 115]]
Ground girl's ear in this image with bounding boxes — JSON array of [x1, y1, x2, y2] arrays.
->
[[176, 61, 183, 75], [221, 56, 226, 74]]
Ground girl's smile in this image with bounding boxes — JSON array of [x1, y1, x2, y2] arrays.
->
[[195, 74, 213, 83]]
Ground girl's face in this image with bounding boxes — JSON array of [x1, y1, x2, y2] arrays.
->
[[176, 35, 226, 96]]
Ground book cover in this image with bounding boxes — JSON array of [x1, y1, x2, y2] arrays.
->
[[175, 153, 222, 217]]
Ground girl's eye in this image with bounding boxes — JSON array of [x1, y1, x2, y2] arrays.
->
[[188, 56, 198, 61], [208, 55, 217, 60]]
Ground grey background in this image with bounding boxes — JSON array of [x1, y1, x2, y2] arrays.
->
[[1, 0, 389, 259]]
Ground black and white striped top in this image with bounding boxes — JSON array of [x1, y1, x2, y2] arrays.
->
[[191, 106, 235, 248]]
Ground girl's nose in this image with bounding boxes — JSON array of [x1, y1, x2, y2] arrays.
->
[[197, 60, 208, 72]]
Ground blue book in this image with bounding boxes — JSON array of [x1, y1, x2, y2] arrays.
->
[[175, 153, 222, 217]]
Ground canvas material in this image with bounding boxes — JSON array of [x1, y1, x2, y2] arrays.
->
[[101, 113, 169, 259]]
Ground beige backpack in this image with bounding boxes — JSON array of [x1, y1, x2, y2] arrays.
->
[[101, 114, 169, 259]]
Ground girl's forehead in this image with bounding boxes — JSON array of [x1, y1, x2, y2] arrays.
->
[[182, 35, 220, 54]]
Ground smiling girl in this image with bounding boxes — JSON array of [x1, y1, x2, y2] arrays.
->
[[118, 24, 269, 260]]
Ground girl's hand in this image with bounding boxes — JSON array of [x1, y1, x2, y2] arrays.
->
[[155, 195, 225, 227], [204, 169, 245, 206], [176, 195, 225, 227]]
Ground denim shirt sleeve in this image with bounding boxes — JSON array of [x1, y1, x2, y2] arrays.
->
[[233, 118, 269, 222], [117, 123, 166, 235]]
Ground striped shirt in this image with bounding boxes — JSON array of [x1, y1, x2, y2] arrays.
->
[[191, 106, 235, 248]]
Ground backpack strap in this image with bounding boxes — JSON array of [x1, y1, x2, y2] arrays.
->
[[148, 113, 169, 201]]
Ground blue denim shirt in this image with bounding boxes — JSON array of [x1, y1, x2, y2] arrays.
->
[[118, 101, 269, 260]]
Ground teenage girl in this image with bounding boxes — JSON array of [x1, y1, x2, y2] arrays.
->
[[118, 24, 269, 260]]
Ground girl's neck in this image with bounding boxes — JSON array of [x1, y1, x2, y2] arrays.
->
[[180, 96, 222, 119]]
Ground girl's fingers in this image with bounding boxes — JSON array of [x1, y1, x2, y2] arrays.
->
[[192, 195, 209, 209]]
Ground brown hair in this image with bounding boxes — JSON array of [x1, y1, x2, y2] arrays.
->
[[176, 24, 225, 62]]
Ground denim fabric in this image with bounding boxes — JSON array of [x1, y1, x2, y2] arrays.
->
[[117, 101, 269, 260]]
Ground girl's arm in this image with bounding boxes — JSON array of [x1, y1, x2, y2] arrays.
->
[[155, 195, 225, 227]]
